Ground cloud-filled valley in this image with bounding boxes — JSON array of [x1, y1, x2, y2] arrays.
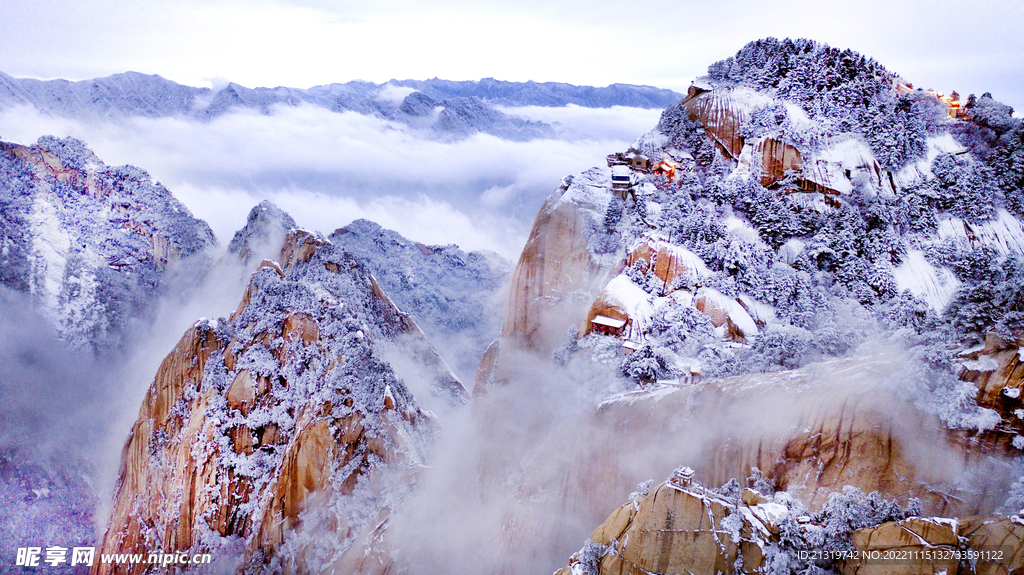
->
[[0, 101, 660, 259]]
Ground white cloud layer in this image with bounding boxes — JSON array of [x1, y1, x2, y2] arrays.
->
[[0, 102, 657, 259]]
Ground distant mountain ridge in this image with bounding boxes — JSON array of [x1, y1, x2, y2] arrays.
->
[[0, 71, 683, 141], [389, 77, 684, 108]]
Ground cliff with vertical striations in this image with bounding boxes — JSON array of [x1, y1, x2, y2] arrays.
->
[[95, 228, 466, 574]]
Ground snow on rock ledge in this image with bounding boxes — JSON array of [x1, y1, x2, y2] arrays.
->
[[694, 287, 759, 342]]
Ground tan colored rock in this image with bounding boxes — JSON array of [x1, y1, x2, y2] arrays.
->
[[282, 312, 319, 345], [959, 333, 1024, 441], [501, 192, 606, 353], [589, 502, 635, 546], [741, 488, 767, 507], [694, 287, 758, 342], [757, 137, 803, 187], [843, 518, 959, 575], [588, 356, 999, 517], [93, 236, 449, 574], [475, 176, 617, 392], [565, 484, 1023, 575], [279, 228, 326, 271], [226, 369, 256, 415], [961, 516, 1024, 575], [623, 238, 707, 294], [682, 89, 749, 159], [577, 482, 765, 575], [257, 258, 285, 278]]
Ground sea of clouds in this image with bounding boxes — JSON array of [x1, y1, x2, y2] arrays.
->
[[0, 101, 661, 260]]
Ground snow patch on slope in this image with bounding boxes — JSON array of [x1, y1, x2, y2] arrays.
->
[[27, 192, 71, 321], [937, 209, 1024, 256], [893, 250, 961, 311], [892, 133, 966, 189], [803, 136, 878, 196]]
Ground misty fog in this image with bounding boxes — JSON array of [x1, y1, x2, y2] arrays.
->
[[0, 97, 659, 564], [2, 85, 1017, 575], [0, 102, 660, 260]]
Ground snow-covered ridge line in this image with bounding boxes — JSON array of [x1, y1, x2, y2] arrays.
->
[[0, 70, 683, 121]]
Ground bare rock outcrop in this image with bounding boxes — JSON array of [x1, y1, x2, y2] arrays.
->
[[475, 170, 618, 393], [624, 237, 708, 293], [841, 516, 1024, 575], [960, 516, 1024, 575], [560, 474, 1023, 575], [592, 357, 1004, 516], [507, 354, 1010, 569], [959, 333, 1024, 440], [95, 229, 465, 574], [557, 481, 768, 575], [681, 87, 750, 159]]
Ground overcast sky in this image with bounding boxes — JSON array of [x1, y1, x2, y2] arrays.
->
[[2, 0, 1022, 112]]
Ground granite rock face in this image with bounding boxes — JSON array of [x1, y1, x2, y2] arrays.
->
[[95, 229, 465, 574], [560, 473, 1024, 575]]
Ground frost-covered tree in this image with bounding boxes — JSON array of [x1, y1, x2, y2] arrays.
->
[[863, 95, 928, 171], [672, 202, 729, 262], [884, 291, 937, 334], [929, 152, 997, 221], [619, 343, 676, 385], [706, 38, 896, 130], [946, 252, 1024, 340], [966, 92, 1018, 135], [994, 122, 1024, 215], [604, 194, 624, 230], [651, 304, 716, 354], [815, 487, 912, 552], [751, 324, 814, 370]]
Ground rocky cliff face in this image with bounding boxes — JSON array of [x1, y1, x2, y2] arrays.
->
[[475, 170, 621, 392], [558, 472, 1024, 575], [958, 332, 1024, 445], [590, 355, 1009, 517], [477, 38, 1024, 573], [95, 228, 466, 574], [0, 135, 216, 350]]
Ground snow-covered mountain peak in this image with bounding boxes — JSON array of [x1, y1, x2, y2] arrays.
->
[[0, 135, 216, 350], [228, 199, 298, 264]]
